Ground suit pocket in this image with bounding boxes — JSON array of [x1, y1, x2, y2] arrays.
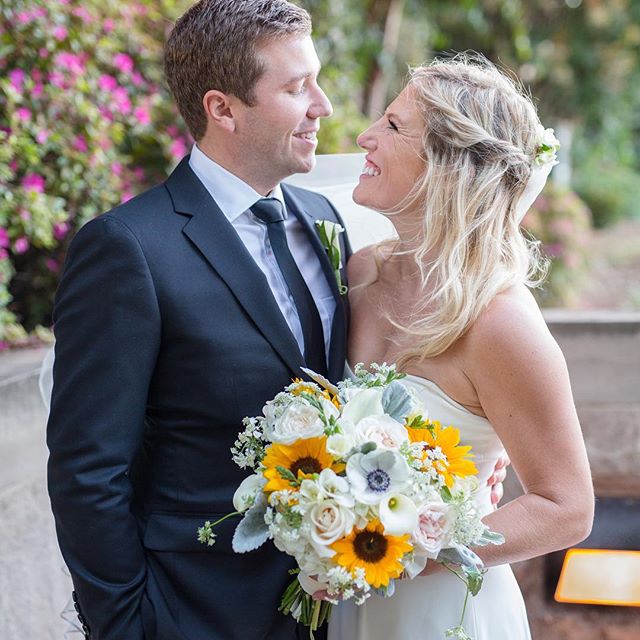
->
[[143, 512, 241, 553]]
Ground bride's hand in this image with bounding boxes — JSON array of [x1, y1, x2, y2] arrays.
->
[[487, 452, 510, 506]]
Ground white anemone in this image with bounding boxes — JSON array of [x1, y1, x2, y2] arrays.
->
[[232, 474, 266, 513], [346, 449, 410, 505]]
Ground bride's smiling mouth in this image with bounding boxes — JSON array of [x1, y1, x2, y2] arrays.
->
[[361, 157, 381, 178]]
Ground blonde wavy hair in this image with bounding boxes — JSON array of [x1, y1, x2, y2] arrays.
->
[[382, 53, 548, 367]]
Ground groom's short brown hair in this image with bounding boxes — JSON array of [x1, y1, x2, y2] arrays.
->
[[164, 0, 312, 140]]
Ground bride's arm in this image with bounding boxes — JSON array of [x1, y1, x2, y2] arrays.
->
[[463, 287, 594, 567]]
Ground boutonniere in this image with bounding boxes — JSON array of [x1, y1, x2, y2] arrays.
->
[[315, 219, 348, 295]]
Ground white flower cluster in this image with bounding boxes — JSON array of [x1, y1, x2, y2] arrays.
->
[[533, 125, 560, 167]]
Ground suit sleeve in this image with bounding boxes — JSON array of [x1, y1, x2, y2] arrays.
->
[[47, 214, 161, 639]]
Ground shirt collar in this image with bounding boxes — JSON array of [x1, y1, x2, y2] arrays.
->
[[188, 143, 287, 223]]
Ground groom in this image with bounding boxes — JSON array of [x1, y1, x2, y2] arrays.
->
[[47, 2, 347, 639], [47, 1, 507, 639]]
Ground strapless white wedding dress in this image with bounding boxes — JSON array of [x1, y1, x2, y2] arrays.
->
[[328, 373, 532, 640]]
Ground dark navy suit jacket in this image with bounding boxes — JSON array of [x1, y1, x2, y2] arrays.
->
[[47, 157, 351, 640]]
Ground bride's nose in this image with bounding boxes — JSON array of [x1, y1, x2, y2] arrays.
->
[[356, 124, 377, 151]]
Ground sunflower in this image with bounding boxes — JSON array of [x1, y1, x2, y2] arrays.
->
[[330, 519, 411, 588], [262, 436, 344, 493], [406, 421, 477, 488]]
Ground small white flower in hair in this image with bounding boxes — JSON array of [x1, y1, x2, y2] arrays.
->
[[534, 126, 560, 167]]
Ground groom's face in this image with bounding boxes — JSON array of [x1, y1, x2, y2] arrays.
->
[[234, 35, 332, 190]]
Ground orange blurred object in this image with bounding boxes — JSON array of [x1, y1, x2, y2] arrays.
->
[[555, 548, 640, 606]]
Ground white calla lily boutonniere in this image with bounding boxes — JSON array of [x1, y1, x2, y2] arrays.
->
[[315, 219, 348, 295]]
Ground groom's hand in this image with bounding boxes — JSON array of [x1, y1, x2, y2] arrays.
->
[[487, 452, 510, 506]]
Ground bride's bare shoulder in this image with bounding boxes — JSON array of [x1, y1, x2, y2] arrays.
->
[[347, 241, 393, 289]]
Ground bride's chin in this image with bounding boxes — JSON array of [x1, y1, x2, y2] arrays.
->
[[352, 185, 370, 207]]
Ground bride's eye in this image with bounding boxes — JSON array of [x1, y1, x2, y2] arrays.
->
[[387, 118, 398, 131]]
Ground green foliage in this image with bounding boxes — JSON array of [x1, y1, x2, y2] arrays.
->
[[523, 184, 593, 307], [573, 160, 640, 229]]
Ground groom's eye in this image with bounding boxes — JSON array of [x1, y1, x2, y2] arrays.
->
[[288, 84, 306, 96]]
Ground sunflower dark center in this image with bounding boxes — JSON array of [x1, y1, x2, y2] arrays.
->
[[366, 468, 391, 493], [290, 456, 322, 477], [353, 530, 388, 563]]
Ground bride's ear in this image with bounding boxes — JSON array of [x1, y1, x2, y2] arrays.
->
[[202, 90, 237, 134]]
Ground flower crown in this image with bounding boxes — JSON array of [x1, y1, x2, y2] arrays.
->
[[533, 126, 560, 167]]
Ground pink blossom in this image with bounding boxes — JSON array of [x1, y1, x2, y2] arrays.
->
[[0, 341, 9, 351], [113, 53, 134, 74], [22, 174, 46, 193], [17, 108, 31, 122], [544, 243, 564, 258], [0, 249, 8, 262], [112, 87, 132, 114], [73, 135, 88, 152], [14, 237, 30, 254], [72, 7, 93, 22], [16, 11, 34, 24], [170, 138, 188, 161], [8, 68, 25, 90], [99, 106, 114, 122], [0, 228, 9, 248], [9, 160, 18, 172], [55, 52, 85, 75], [166, 126, 179, 137], [133, 167, 145, 180], [33, 83, 44, 99], [19, 208, 31, 221], [133, 105, 151, 126], [53, 25, 68, 41], [131, 71, 144, 87], [46, 258, 60, 273], [121, 190, 134, 203], [39, 48, 49, 59], [98, 74, 119, 92], [103, 19, 115, 33], [49, 72, 66, 88], [33, 69, 43, 82], [111, 162, 123, 176], [53, 222, 70, 241]]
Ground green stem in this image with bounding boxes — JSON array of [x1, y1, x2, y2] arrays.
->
[[442, 563, 472, 628], [209, 511, 242, 527], [311, 598, 321, 630]]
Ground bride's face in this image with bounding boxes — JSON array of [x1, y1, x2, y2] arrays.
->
[[353, 87, 425, 213]]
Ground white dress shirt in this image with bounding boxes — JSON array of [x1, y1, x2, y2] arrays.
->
[[189, 144, 335, 361]]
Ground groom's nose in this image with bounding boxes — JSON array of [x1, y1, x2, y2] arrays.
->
[[308, 83, 333, 119]]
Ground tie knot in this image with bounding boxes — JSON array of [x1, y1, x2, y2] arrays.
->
[[251, 198, 285, 225]]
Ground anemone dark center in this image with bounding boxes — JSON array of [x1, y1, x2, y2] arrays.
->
[[353, 530, 388, 563], [366, 468, 391, 492], [290, 456, 322, 476]]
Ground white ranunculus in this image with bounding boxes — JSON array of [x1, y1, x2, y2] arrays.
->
[[379, 494, 419, 536], [346, 449, 410, 505], [266, 400, 325, 444], [341, 388, 385, 425], [354, 414, 409, 451], [298, 477, 323, 505], [232, 474, 266, 513], [412, 500, 455, 558], [307, 499, 356, 556], [316, 468, 354, 507]]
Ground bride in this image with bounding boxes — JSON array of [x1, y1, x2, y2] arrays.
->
[[328, 55, 594, 639]]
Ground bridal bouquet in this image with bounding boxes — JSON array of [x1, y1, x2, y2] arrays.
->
[[198, 364, 504, 640]]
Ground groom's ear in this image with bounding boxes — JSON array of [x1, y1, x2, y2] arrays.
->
[[202, 90, 237, 134]]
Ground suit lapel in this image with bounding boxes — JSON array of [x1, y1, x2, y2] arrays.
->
[[281, 184, 348, 382], [165, 158, 305, 377]]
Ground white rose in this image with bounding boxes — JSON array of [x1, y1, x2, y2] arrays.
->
[[307, 499, 356, 556], [341, 388, 384, 425], [267, 400, 325, 444], [412, 500, 455, 558], [232, 474, 266, 513], [354, 415, 409, 451]]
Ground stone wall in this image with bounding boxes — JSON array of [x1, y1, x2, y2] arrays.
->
[[1, 310, 638, 638]]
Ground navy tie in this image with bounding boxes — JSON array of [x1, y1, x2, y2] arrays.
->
[[251, 198, 327, 376]]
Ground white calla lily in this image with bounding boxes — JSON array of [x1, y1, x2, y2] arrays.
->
[[379, 494, 419, 536]]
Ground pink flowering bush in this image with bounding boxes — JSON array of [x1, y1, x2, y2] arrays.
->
[[0, 0, 192, 347], [523, 184, 593, 307]]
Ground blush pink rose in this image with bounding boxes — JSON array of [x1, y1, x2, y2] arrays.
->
[[412, 501, 455, 559]]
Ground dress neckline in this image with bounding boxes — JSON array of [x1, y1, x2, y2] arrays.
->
[[400, 373, 489, 422]]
